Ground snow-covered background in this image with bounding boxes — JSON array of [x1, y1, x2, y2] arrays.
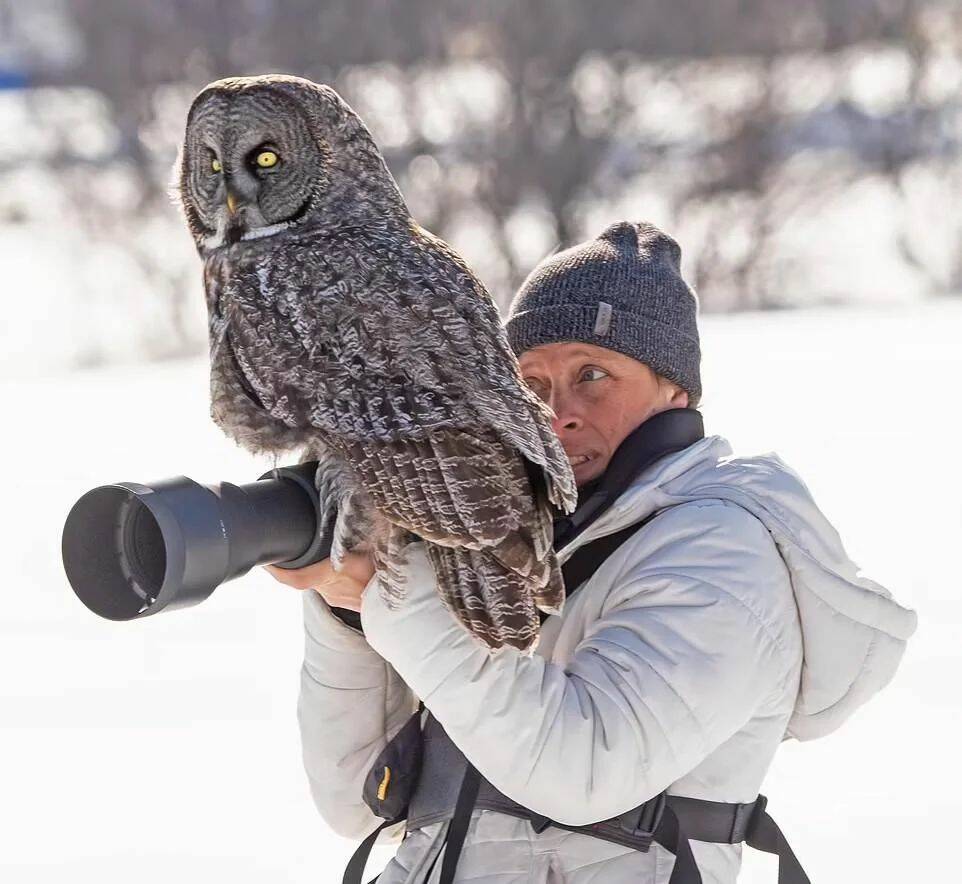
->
[[2, 2, 960, 880], [1, 300, 957, 882]]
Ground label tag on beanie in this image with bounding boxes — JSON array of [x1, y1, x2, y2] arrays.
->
[[593, 302, 613, 336]]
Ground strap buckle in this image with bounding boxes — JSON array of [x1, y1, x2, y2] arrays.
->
[[616, 792, 666, 852]]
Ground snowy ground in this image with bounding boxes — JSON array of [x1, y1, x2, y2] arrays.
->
[[1, 300, 959, 882]]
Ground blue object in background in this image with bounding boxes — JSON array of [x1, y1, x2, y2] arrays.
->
[[0, 69, 28, 91]]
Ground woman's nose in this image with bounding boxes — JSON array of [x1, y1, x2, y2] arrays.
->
[[549, 391, 583, 435]]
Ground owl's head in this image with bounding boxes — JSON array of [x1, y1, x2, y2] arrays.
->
[[175, 74, 406, 253]]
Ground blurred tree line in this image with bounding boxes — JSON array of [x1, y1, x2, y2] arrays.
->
[[3, 0, 960, 361]]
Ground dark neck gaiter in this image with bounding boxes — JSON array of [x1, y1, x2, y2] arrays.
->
[[552, 408, 705, 550]]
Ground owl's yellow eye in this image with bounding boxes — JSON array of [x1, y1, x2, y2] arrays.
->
[[211, 157, 222, 173], [256, 150, 279, 169]]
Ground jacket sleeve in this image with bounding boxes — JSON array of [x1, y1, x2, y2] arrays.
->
[[297, 588, 418, 840], [360, 499, 800, 826]]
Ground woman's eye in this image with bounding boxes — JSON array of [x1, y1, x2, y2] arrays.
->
[[580, 367, 609, 382], [523, 378, 548, 399]]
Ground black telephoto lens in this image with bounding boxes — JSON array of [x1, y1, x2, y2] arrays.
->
[[62, 461, 333, 620]]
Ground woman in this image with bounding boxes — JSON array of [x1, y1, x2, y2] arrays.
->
[[267, 221, 916, 882]]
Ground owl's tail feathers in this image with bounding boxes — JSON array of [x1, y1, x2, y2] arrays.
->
[[423, 543, 506, 649], [372, 527, 413, 609], [532, 548, 565, 617], [424, 539, 567, 656], [488, 486, 565, 617], [426, 481, 566, 653], [483, 523, 565, 615]]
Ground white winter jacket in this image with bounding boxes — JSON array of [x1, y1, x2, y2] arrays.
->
[[297, 433, 916, 883]]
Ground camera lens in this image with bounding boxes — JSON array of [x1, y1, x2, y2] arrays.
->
[[64, 486, 163, 620], [63, 461, 327, 621]]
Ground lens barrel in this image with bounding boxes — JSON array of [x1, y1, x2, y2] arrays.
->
[[61, 461, 332, 620]]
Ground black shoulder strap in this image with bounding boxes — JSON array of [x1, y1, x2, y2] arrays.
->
[[560, 509, 662, 594], [435, 766, 482, 883], [341, 819, 396, 884]]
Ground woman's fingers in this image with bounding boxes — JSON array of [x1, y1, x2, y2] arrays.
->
[[263, 560, 335, 591], [264, 554, 374, 588], [262, 552, 376, 614], [337, 551, 377, 585]]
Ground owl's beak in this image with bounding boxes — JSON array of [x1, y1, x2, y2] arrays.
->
[[223, 182, 251, 244]]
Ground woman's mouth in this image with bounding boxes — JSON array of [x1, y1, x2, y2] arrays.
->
[[568, 453, 593, 467]]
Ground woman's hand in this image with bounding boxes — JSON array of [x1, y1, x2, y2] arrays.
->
[[263, 551, 376, 612]]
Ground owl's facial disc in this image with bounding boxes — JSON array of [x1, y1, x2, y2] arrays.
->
[[186, 93, 323, 248]]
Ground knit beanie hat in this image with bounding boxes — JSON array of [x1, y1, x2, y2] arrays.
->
[[505, 221, 702, 407]]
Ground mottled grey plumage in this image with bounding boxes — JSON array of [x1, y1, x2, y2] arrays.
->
[[175, 74, 576, 652]]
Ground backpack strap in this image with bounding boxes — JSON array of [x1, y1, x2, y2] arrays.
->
[[436, 765, 482, 883], [341, 819, 398, 884]]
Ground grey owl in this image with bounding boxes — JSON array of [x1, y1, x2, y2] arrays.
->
[[174, 74, 576, 653]]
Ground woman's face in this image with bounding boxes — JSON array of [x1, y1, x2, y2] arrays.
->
[[518, 342, 689, 485]]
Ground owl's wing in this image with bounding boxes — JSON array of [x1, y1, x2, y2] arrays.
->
[[336, 428, 530, 549], [415, 228, 578, 513]]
